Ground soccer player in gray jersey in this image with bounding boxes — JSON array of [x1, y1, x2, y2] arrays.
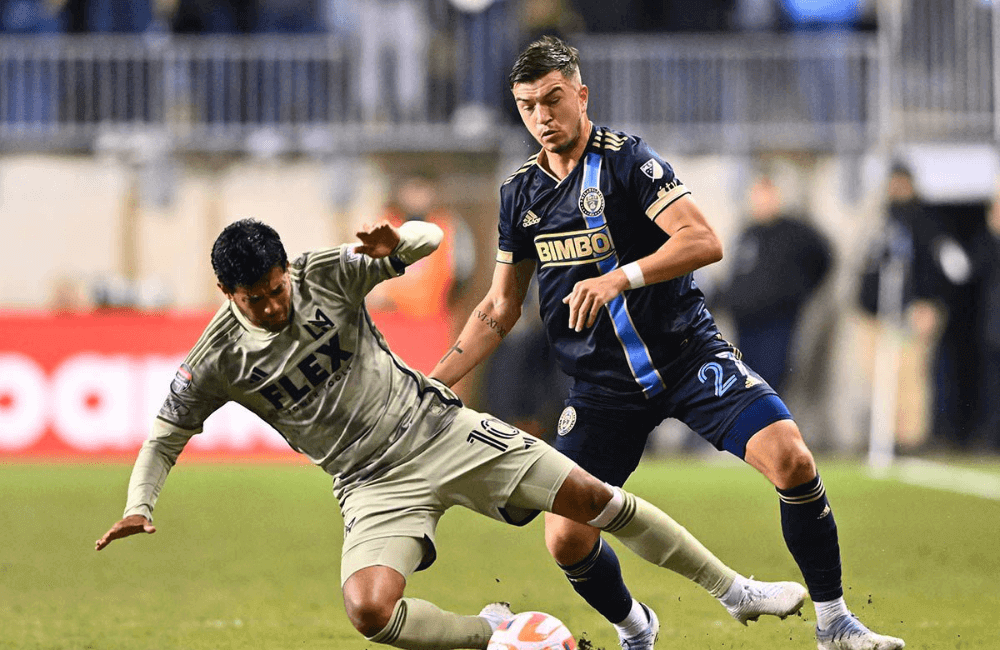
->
[[97, 218, 803, 650]]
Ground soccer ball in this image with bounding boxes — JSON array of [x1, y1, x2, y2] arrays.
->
[[487, 611, 577, 650]]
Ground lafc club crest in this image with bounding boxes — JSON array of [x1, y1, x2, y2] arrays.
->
[[557, 406, 577, 436], [579, 187, 605, 217]]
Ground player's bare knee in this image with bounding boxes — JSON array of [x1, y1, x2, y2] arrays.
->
[[774, 446, 816, 490], [344, 594, 397, 637], [544, 515, 600, 564], [552, 467, 612, 523]]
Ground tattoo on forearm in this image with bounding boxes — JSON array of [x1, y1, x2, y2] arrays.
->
[[475, 310, 507, 338], [439, 341, 464, 364]]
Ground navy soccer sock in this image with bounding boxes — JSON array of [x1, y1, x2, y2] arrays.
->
[[777, 474, 844, 602], [558, 538, 633, 624]]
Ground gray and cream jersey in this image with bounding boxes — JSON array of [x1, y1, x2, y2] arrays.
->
[[124, 224, 459, 520]]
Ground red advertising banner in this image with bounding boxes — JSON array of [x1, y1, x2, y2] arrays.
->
[[0, 310, 450, 460]]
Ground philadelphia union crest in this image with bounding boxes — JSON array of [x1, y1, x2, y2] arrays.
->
[[579, 187, 605, 217], [557, 406, 577, 436]]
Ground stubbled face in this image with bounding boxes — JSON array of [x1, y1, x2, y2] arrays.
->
[[512, 69, 589, 155], [223, 265, 292, 332]]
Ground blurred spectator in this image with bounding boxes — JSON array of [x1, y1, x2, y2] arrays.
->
[[366, 173, 475, 322], [1, 0, 64, 32], [517, 0, 581, 43], [927, 205, 981, 449], [778, 0, 870, 128], [450, 0, 517, 133], [171, 0, 255, 33], [972, 187, 1000, 452], [777, 0, 869, 30], [858, 163, 986, 450], [355, 0, 430, 122], [570, 0, 733, 33], [321, 0, 357, 35], [1, 0, 64, 129], [256, 0, 321, 33], [732, 0, 777, 31], [718, 173, 833, 393], [662, 0, 735, 32], [568, 0, 641, 32], [63, 0, 156, 32], [856, 163, 940, 448]]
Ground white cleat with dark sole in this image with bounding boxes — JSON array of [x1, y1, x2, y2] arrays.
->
[[479, 602, 515, 632], [618, 603, 659, 650], [816, 614, 905, 650], [726, 577, 808, 625]]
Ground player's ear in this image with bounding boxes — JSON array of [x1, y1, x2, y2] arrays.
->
[[579, 84, 589, 111], [217, 282, 233, 300]]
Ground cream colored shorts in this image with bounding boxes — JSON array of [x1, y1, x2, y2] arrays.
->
[[339, 407, 576, 585]]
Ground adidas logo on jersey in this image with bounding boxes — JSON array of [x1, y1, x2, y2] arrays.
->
[[521, 211, 540, 227]]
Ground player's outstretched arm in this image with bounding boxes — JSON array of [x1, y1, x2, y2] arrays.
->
[[431, 259, 535, 387], [355, 221, 402, 258], [563, 195, 722, 330], [95, 514, 156, 551], [356, 220, 443, 262]]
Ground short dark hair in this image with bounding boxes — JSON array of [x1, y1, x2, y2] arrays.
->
[[211, 218, 288, 293], [509, 35, 581, 88], [889, 160, 913, 180]]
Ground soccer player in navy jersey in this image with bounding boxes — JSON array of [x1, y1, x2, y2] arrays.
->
[[431, 36, 904, 650]]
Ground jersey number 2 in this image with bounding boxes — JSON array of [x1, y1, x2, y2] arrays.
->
[[698, 352, 749, 397]]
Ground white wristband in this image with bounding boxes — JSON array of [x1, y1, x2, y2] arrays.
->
[[621, 261, 645, 289]]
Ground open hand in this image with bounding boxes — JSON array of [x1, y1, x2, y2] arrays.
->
[[355, 221, 401, 259], [95, 514, 156, 551]]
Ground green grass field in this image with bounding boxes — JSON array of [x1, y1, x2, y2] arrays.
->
[[2, 457, 998, 650]]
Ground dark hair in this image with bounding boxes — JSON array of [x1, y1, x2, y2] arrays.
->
[[889, 161, 913, 180], [211, 218, 288, 293], [509, 35, 581, 88]]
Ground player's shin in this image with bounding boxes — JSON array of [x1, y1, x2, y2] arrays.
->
[[776, 474, 843, 603], [557, 537, 634, 624], [365, 597, 493, 650], [591, 486, 736, 598]]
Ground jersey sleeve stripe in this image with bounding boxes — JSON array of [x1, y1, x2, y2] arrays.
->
[[302, 247, 342, 273], [645, 183, 691, 221], [187, 318, 241, 368], [185, 309, 237, 365], [502, 154, 539, 185], [496, 249, 514, 264]]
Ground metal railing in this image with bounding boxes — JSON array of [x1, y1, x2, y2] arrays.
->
[[579, 33, 880, 152], [0, 6, 994, 155]]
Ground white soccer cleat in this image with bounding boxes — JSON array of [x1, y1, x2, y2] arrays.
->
[[816, 614, 905, 650], [725, 577, 808, 625], [618, 602, 659, 650], [479, 601, 515, 632]]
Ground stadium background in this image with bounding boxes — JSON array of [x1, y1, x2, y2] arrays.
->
[[1, 1, 999, 649]]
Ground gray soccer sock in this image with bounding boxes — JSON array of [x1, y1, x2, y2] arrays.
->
[[366, 597, 493, 650], [600, 488, 737, 598]]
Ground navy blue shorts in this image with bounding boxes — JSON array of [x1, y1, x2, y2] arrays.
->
[[553, 334, 792, 487]]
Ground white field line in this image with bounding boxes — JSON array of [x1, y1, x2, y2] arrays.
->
[[873, 457, 1000, 501]]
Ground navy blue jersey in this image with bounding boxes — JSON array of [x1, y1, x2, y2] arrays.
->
[[498, 125, 719, 405]]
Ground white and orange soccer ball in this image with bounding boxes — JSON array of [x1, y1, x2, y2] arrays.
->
[[487, 611, 577, 650]]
